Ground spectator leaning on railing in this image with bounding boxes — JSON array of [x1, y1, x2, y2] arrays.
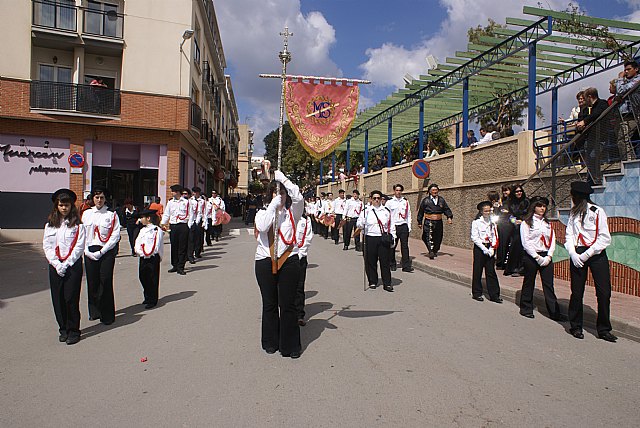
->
[[615, 60, 640, 160], [577, 87, 609, 185]]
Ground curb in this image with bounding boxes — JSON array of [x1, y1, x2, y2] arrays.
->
[[412, 259, 640, 343]]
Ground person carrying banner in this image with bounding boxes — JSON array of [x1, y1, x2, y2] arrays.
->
[[254, 170, 304, 358], [134, 208, 163, 309], [417, 184, 453, 259], [386, 184, 414, 272]]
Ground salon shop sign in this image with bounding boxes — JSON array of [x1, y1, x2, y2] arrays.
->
[[0, 135, 71, 193]]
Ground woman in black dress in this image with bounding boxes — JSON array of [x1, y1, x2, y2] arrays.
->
[[503, 184, 529, 277]]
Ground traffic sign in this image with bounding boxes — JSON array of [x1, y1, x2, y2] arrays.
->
[[412, 159, 430, 179], [68, 152, 85, 168]]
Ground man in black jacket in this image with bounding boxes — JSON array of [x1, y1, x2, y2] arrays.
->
[[576, 87, 610, 185], [417, 184, 453, 259]]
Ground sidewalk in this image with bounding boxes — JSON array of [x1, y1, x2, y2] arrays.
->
[[406, 237, 640, 342]]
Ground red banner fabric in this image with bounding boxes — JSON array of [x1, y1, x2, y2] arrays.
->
[[285, 80, 359, 160]]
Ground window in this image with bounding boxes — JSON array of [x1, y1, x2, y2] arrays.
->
[[33, 0, 76, 31], [39, 64, 73, 83], [193, 36, 201, 67], [85, 1, 121, 38], [84, 74, 116, 89]]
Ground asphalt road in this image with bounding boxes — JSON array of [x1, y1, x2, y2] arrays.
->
[[1, 223, 639, 427]]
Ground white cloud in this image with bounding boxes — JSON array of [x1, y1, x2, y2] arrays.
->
[[216, 1, 341, 155]]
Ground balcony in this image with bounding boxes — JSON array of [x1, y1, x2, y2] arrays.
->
[[30, 80, 121, 116], [32, 0, 78, 32], [190, 102, 202, 130], [83, 7, 124, 39], [201, 120, 211, 141], [202, 61, 213, 98]]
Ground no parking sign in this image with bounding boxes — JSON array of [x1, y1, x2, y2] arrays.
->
[[412, 159, 430, 179], [68, 152, 85, 174]]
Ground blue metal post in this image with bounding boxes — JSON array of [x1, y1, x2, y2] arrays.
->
[[319, 159, 324, 185], [418, 100, 424, 159], [528, 42, 537, 131], [364, 130, 369, 174], [462, 78, 469, 147], [346, 139, 351, 172], [455, 122, 460, 148], [424, 131, 429, 155], [551, 87, 558, 155], [387, 117, 392, 168], [331, 151, 336, 182]]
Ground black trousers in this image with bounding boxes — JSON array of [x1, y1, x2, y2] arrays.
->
[[85, 245, 117, 324], [187, 223, 204, 260], [126, 223, 140, 253], [49, 259, 83, 337], [496, 221, 513, 267], [391, 223, 411, 269], [310, 215, 317, 234], [364, 235, 392, 286], [471, 245, 500, 300], [520, 253, 561, 317], [422, 219, 443, 254], [169, 223, 189, 269], [504, 224, 524, 274], [206, 219, 214, 245], [319, 221, 328, 238], [569, 247, 612, 334], [255, 256, 301, 354], [343, 218, 360, 249], [139, 254, 160, 305], [332, 214, 343, 243], [295, 256, 308, 319]]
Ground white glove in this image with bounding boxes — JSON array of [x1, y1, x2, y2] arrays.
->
[[570, 252, 584, 268], [86, 251, 101, 261], [487, 248, 495, 258], [536, 256, 545, 266], [579, 252, 591, 263], [539, 256, 551, 267], [274, 170, 287, 183], [268, 195, 282, 210], [56, 264, 67, 277]]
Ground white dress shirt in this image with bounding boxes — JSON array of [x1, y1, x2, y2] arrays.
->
[[520, 215, 556, 259], [333, 197, 346, 215], [82, 206, 121, 255], [43, 220, 86, 269], [191, 197, 205, 225], [322, 199, 334, 215], [134, 224, 164, 260], [344, 198, 363, 218], [254, 178, 304, 260], [564, 203, 611, 258], [386, 196, 412, 232], [161, 197, 192, 227], [357, 205, 396, 238], [296, 217, 314, 258], [471, 216, 498, 252]]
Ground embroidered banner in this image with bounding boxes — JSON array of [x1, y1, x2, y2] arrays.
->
[[285, 80, 359, 160]]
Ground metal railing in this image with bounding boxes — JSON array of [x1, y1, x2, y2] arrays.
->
[[32, 0, 77, 32], [190, 102, 202, 130], [83, 7, 124, 38], [524, 81, 640, 214], [201, 120, 210, 141], [30, 80, 121, 115]]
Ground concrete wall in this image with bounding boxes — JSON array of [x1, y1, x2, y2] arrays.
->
[[0, 0, 31, 79]]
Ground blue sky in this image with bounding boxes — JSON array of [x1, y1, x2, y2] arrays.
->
[[216, 0, 640, 154]]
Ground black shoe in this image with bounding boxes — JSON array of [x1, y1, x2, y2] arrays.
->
[[144, 303, 157, 309], [490, 297, 503, 304], [433, 252, 438, 257], [503, 271, 513, 276], [58, 333, 68, 342], [298, 319, 306, 326], [390, 266, 397, 271], [369, 284, 377, 289], [66, 335, 80, 345], [510, 272, 522, 277], [102, 320, 114, 326], [343, 247, 349, 251], [131, 251, 136, 257], [265, 347, 278, 354], [598, 332, 618, 342], [402, 267, 414, 273], [334, 241, 339, 245], [88, 316, 99, 321], [289, 351, 301, 359], [383, 285, 394, 292], [195, 254, 203, 259], [472, 296, 484, 302], [168, 267, 178, 273], [177, 270, 186, 275], [551, 314, 568, 322], [520, 312, 535, 319], [189, 258, 196, 264], [570, 328, 584, 339], [215, 237, 219, 242], [428, 252, 435, 259]]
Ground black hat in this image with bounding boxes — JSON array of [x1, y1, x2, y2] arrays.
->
[[192, 186, 202, 193], [170, 184, 183, 192], [530, 196, 550, 206], [477, 200, 492, 211], [51, 188, 77, 204], [135, 208, 157, 218], [570, 181, 593, 195], [182, 188, 192, 196], [90, 186, 111, 199], [428, 183, 439, 191]]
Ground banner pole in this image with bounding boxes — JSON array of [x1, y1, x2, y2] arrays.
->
[[272, 27, 292, 274]]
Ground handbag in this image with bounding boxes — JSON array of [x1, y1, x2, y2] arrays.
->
[[372, 208, 393, 248]]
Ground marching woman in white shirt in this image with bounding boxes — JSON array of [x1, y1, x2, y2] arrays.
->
[[43, 189, 86, 345], [357, 190, 396, 292], [134, 209, 164, 309], [470, 201, 502, 303], [564, 181, 617, 342], [519, 197, 566, 320], [295, 212, 314, 326], [82, 186, 121, 325], [254, 170, 304, 358]]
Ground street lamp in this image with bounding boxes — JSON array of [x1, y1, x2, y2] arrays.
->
[[180, 29, 194, 52]]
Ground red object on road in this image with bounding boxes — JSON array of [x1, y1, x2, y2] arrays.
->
[[140, 357, 148, 362]]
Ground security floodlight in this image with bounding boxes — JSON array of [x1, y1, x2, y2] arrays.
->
[[403, 73, 416, 86], [426, 55, 439, 70]]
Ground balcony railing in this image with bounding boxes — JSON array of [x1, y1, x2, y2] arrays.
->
[[32, 0, 77, 32], [30, 80, 121, 115], [83, 7, 124, 38], [202, 61, 212, 96], [201, 120, 210, 141], [191, 102, 202, 130]]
